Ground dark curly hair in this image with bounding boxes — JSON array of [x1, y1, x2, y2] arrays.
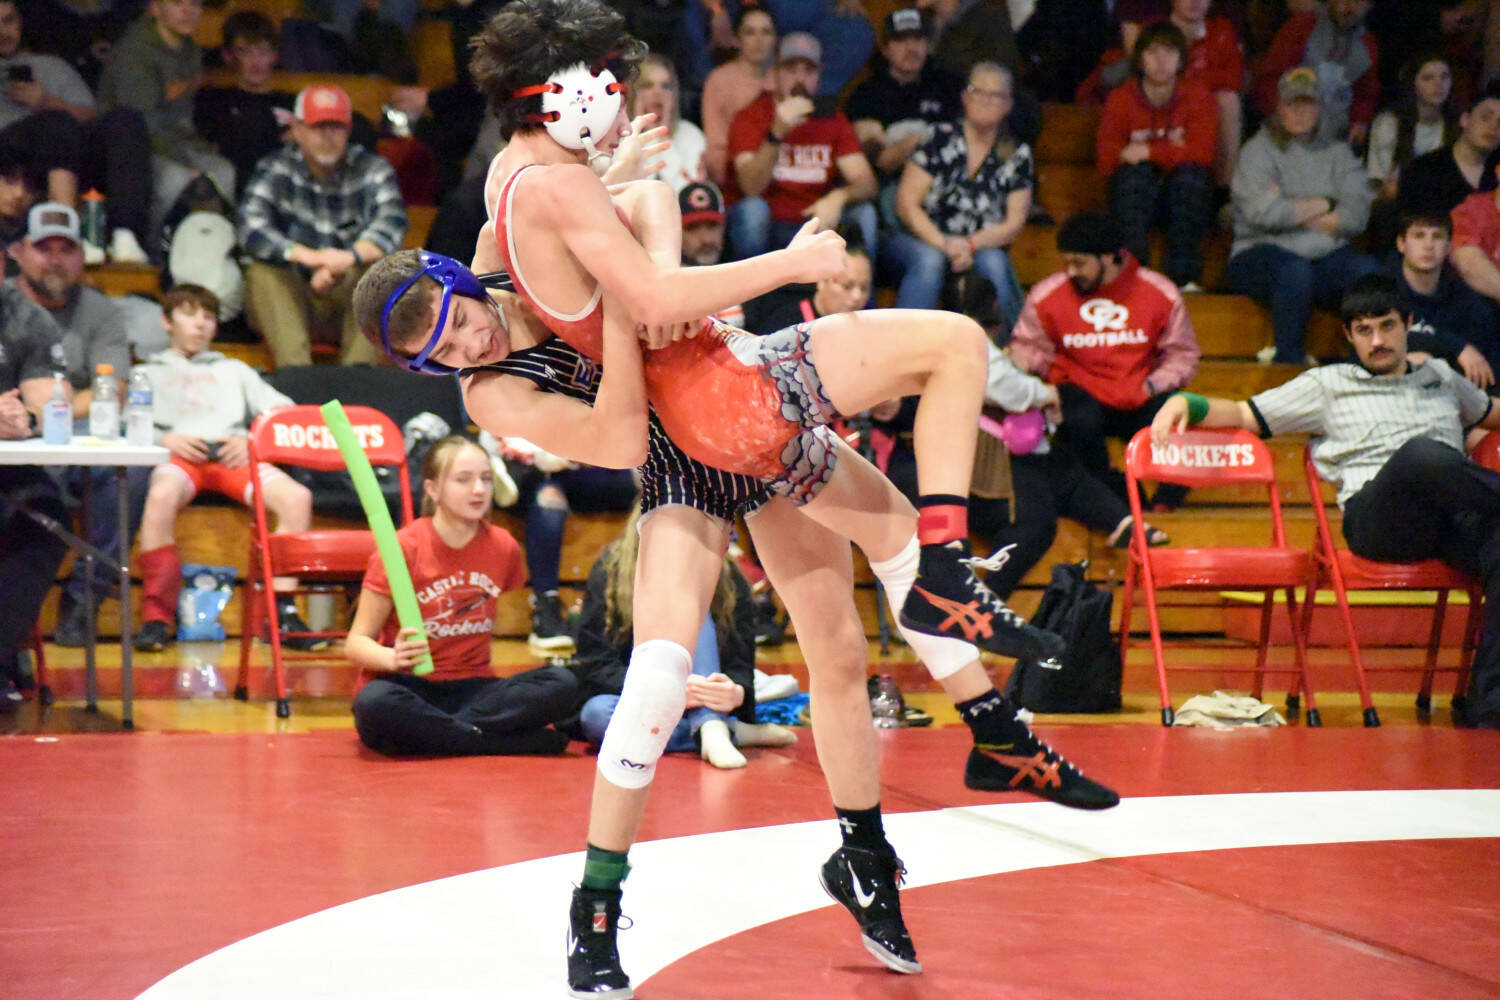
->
[[470, 0, 646, 141]]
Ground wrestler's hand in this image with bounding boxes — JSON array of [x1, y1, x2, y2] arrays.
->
[[638, 319, 698, 349], [602, 113, 671, 183], [786, 218, 847, 282], [684, 673, 746, 712]]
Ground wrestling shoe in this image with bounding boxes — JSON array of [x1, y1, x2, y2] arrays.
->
[[965, 721, 1120, 810], [566, 886, 633, 999], [899, 541, 1064, 661], [818, 846, 921, 974]]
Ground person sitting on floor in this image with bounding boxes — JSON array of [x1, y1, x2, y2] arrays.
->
[[345, 435, 580, 757], [131, 283, 324, 653], [571, 504, 797, 770]]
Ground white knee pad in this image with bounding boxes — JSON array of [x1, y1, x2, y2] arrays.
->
[[869, 536, 976, 680], [596, 639, 692, 789]]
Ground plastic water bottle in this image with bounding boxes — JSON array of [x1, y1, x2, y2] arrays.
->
[[42, 371, 71, 445], [88, 363, 120, 440], [125, 367, 153, 446], [80, 189, 106, 248]]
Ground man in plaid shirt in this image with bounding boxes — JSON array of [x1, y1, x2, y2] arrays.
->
[[238, 83, 407, 367]]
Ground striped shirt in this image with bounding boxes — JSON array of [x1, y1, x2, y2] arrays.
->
[[467, 338, 769, 523], [237, 144, 408, 263], [1249, 360, 1492, 507]]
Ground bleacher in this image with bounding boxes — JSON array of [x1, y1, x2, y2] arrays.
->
[[48, 0, 1369, 654]]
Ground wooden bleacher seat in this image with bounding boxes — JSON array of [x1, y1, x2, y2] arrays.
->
[[405, 204, 438, 249], [1035, 102, 1100, 164], [411, 18, 456, 91], [81, 264, 159, 298]]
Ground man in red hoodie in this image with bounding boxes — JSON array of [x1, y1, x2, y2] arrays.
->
[[1009, 212, 1201, 509], [1097, 20, 1218, 290]]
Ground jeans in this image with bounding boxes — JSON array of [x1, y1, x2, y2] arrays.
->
[[1340, 437, 1500, 726], [1107, 162, 1214, 287], [513, 465, 638, 593], [1227, 243, 1382, 363], [579, 614, 728, 751], [63, 458, 151, 605], [1056, 383, 1188, 509], [882, 231, 1024, 328], [727, 196, 878, 265]]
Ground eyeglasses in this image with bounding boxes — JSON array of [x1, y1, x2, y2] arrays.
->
[[964, 87, 1011, 103]]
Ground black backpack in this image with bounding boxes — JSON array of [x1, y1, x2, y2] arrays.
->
[[1004, 561, 1122, 713]]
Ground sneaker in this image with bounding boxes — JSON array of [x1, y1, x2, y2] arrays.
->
[[964, 718, 1120, 810], [818, 846, 921, 974], [529, 592, 575, 653], [751, 595, 785, 647], [566, 886, 633, 999], [277, 602, 331, 652], [81, 239, 105, 267], [108, 228, 149, 264], [899, 541, 1064, 661], [52, 593, 96, 647], [133, 619, 172, 652]]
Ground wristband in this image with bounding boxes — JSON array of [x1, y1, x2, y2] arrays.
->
[[1177, 391, 1210, 425]]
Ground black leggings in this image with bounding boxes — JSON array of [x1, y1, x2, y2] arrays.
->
[[352, 665, 580, 756]]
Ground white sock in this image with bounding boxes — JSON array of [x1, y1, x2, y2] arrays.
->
[[698, 719, 746, 769], [729, 719, 798, 747]]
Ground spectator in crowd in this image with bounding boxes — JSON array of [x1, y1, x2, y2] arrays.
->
[[700, 4, 776, 187], [1393, 210, 1499, 387], [886, 61, 1030, 322], [131, 283, 325, 653], [483, 429, 638, 657], [238, 83, 406, 367], [1228, 67, 1378, 365], [1452, 159, 1500, 316], [0, 143, 39, 250], [1366, 0, 1487, 109], [916, 0, 1019, 84], [678, 179, 744, 325], [0, 0, 151, 262], [15, 0, 144, 91], [193, 11, 292, 200], [1163, 0, 1245, 186], [754, 0, 873, 98], [7, 202, 149, 646], [1153, 273, 1500, 729], [345, 435, 580, 757], [1398, 80, 1500, 222], [725, 31, 877, 262], [1097, 21, 1217, 291], [0, 250, 68, 708], [627, 52, 705, 193], [844, 8, 961, 200], [571, 504, 797, 770], [98, 0, 235, 244], [1365, 52, 1457, 254], [1012, 0, 1112, 103], [744, 219, 871, 332], [1253, 0, 1379, 145], [1009, 212, 1201, 510]]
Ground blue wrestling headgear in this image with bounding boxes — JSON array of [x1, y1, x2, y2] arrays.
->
[[379, 251, 498, 376]]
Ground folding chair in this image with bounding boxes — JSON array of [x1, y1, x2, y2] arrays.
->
[[1120, 427, 1315, 726], [234, 405, 412, 718], [1303, 446, 1481, 727]]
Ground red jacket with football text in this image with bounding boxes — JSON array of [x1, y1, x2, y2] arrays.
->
[[1008, 254, 1200, 411]]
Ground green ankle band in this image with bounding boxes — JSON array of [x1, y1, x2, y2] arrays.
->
[[1177, 391, 1210, 425], [582, 845, 631, 890]]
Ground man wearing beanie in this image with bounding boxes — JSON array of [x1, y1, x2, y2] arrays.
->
[[1009, 211, 1201, 509]]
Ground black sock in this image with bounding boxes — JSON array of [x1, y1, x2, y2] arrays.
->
[[581, 843, 630, 891], [956, 689, 1031, 746], [834, 804, 889, 853]]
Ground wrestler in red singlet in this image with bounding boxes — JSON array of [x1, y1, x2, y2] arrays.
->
[[490, 162, 818, 481]]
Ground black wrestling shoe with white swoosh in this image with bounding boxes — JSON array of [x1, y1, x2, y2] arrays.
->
[[818, 846, 921, 974], [566, 886, 633, 999]]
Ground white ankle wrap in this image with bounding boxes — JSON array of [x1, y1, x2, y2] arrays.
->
[[597, 638, 692, 789], [869, 536, 976, 679]]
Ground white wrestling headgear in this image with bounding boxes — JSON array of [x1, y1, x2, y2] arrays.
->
[[514, 61, 625, 162]]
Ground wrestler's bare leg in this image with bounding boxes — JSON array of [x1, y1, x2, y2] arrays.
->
[[584, 504, 728, 851], [806, 309, 989, 498]]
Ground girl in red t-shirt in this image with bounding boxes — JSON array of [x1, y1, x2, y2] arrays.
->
[[344, 436, 579, 756]]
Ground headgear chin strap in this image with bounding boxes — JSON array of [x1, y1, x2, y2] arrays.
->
[[379, 251, 495, 376], [515, 61, 625, 161]]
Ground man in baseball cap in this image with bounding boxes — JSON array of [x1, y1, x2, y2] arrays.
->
[[677, 180, 743, 324], [846, 6, 957, 184]]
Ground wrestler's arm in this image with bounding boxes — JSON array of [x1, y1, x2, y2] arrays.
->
[[527, 164, 845, 326], [461, 370, 647, 469]]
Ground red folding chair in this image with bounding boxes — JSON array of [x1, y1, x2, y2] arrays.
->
[[234, 405, 413, 718], [1120, 427, 1315, 726], [1302, 445, 1480, 727]]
